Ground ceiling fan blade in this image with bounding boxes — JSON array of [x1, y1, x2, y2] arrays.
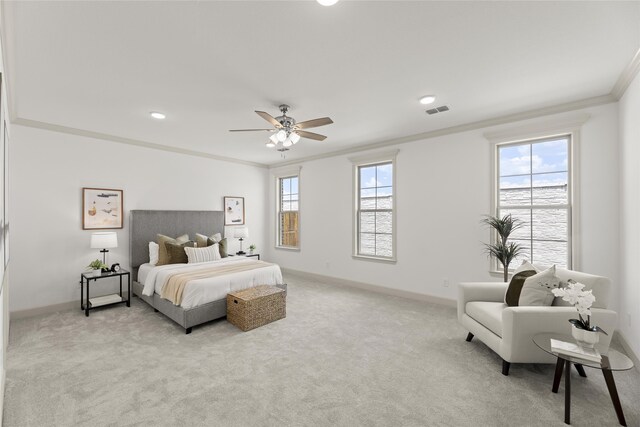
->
[[296, 130, 327, 141], [255, 111, 282, 128], [295, 117, 333, 129], [229, 129, 274, 132]]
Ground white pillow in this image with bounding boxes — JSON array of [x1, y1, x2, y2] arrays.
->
[[184, 244, 221, 264], [519, 265, 561, 306], [149, 242, 159, 265], [513, 260, 539, 275]]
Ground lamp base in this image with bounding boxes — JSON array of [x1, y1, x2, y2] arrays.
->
[[236, 251, 246, 255]]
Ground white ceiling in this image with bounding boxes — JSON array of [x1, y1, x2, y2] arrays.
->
[[3, 1, 639, 166]]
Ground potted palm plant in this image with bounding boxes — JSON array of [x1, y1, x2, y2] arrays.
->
[[87, 259, 108, 277], [482, 214, 524, 282]]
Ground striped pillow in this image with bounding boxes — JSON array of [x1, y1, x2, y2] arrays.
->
[[184, 244, 221, 264]]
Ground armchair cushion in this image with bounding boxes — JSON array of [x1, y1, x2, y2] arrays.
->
[[466, 302, 505, 337]]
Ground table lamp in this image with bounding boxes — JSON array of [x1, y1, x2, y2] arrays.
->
[[90, 232, 118, 265], [234, 227, 248, 255]]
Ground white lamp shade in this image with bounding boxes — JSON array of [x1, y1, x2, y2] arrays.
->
[[90, 232, 118, 249], [290, 132, 301, 144], [233, 227, 249, 239], [276, 130, 287, 142]]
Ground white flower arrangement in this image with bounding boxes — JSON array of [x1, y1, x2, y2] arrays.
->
[[552, 280, 607, 334]]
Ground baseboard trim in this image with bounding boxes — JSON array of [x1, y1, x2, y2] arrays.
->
[[615, 330, 640, 372], [10, 301, 77, 320], [282, 268, 456, 308]]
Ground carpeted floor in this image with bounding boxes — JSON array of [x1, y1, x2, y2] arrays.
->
[[4, 272, 639, 426]]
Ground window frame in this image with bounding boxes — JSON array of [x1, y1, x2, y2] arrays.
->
[[488, 119, 584, 274], [274, 166, 301, 251], [350, 150, 398, 263]]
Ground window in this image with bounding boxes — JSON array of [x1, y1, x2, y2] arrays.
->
[[352, 151, 397, 261], [277, 175, 299, 249], [496, 135, 572, 269]]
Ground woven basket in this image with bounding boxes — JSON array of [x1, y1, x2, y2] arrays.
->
[[227, 285, 286, 332]]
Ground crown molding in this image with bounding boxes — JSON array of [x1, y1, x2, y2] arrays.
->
[[611, 47, 640, 101], [13, 92, 614, 172], [270, 94, 614, 168], [13, 117, 269, 168]]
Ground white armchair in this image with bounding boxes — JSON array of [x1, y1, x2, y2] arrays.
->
[[458, 268, 617, 375]]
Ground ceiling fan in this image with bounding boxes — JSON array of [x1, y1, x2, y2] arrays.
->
[[229, 104, 333, 151]]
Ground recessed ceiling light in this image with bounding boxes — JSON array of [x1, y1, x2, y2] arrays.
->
[[419, 95, 436, 105], [150, 111, 166, 120], [317, 0, 339, 6]]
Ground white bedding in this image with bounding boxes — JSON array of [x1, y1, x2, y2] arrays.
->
[[139, 257, 283, 309]]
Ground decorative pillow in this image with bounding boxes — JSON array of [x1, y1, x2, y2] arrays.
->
[[504, 261, 537, 307], [196, 233, 222, 248], [149, 241, 159, 265], [164, 241, 196, 264], [185, 244, 221, 264], [519, 265, 561, 306], [207, 237, 228, 258], [515, 260, 537, 274], [157, 234, 189, 266]]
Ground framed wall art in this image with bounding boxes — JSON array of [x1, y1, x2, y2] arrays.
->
[[224, 196, 245, 225], [82, 187, 124, 229]]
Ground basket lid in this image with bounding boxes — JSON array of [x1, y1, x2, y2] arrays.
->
[[229, 285, 284, 301]]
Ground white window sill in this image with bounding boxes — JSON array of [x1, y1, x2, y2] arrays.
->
[[352, 254, 397, 264], [275, 246, 300, 252]]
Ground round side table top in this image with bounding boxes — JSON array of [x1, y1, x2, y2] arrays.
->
[[533, 332, 634, 371]]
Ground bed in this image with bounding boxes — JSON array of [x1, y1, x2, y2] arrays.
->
[[130, 210, 284, 333]]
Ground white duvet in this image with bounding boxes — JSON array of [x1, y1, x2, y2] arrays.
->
[[139, 257, 283, 309]]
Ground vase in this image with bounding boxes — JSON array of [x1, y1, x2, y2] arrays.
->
[[91, 269, 102, 277], [571, 325, 599, 348]]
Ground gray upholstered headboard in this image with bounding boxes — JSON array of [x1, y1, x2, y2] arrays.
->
[[129, 210, 224, 280]]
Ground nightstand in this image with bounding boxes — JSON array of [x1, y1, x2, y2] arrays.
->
[[230, 253, 260, 260], [80, 269, 131, 317]]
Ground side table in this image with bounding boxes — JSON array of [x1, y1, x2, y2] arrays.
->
[[533, 332, 634, 426], [229, 253, 260, 260], [80, 269, 131, 317]]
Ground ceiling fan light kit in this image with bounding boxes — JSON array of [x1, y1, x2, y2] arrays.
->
[[230, 104, 334, 153]]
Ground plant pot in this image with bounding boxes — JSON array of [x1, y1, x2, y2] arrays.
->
[[572, 325, 599, 348], [90, 269, 102, 277]]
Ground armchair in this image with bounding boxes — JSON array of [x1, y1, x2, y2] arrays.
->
[[458, 268, 617, 375]]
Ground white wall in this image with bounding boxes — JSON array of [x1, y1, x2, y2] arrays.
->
[[619, 72, 640, 358], [10, 125, 268, 312], [267, 104, 621, 307]]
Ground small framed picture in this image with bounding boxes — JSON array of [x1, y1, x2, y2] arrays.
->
[[224, 196, 245, 225], [83, 188, 124, 229]]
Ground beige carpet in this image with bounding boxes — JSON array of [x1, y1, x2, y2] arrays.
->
[[4, 272, 640, 426]]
